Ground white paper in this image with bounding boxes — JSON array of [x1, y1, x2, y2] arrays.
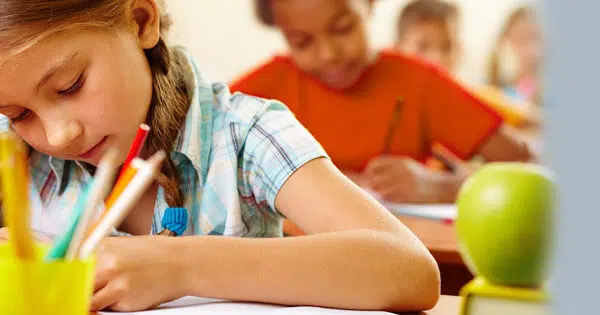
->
[[365, 188, 456, 220], [99, 296, 395, 315], [383, 202, 457, 221]]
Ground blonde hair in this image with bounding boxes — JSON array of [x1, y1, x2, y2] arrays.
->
[[0, 0, 195, 207], [487, 6, 540, 103]]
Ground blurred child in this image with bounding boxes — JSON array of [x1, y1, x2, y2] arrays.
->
[[394, 0, 460, 73], [394, 0, 540, 130], [487, 6, 543, 106], [231, 0, 534, 208]]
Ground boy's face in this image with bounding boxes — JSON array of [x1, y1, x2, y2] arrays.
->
[[0, 30, 153, 166], [271, 0, 374, 90], [395, 19, 458, 72]]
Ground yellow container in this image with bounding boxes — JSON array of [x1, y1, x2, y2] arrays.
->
[[0, 244, 95, 315]]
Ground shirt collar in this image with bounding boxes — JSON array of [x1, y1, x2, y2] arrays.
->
[[170, 48, 218, 176]]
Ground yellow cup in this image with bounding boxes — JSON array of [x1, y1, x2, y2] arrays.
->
[[0, 243, 95, 315]]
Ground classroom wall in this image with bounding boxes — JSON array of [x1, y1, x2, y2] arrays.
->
[[167, 0, 533, 84]]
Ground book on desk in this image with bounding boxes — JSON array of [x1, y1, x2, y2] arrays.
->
[[459, 276, 549, 315]]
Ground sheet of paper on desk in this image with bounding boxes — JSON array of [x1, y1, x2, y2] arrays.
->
[[364, 189, 456, 221], [100, 296, 395, 315], [383, 202, 457, 221]]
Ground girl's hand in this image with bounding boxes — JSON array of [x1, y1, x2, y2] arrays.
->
[[90, 236, 187, 312], [364, 156, 436, 204]]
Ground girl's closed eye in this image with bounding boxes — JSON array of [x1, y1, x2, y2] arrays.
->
[[9, 109, 32, 124], [58, 72, 86, 96]]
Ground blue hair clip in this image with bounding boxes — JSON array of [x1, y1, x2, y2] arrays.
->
[[159, 207, 188, 236]]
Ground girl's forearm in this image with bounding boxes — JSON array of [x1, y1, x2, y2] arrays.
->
[[174, 230, 440, 312]]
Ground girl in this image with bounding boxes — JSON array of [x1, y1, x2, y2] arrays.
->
[[231, 0, 534, 206], [487, 6, 544, 105], [0, 0, 440, 313]]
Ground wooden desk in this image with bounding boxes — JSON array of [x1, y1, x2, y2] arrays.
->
[[396, 215, 473, 296]]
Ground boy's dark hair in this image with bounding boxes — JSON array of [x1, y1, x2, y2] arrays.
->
[[255, 0, 275, 26], [396, 0, 459, 41], [254, 0, 377, 26]]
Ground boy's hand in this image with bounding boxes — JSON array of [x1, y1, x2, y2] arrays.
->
[[91, 236, 187, 312], [364, 156, 435, 204]]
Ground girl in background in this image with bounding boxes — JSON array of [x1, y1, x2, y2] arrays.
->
[[487, 6, 543, 106]]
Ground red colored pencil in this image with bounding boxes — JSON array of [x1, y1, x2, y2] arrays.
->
[[117, 124, 150, 180]]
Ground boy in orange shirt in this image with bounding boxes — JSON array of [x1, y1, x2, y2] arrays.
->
[[231, 0, 534, 206]]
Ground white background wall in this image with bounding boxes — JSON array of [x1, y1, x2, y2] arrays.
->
[[166, 0, 532, 84]]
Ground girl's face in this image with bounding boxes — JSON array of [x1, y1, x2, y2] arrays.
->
[[504, 14, 543, 78], [271, 0, 374, 90], [0, 29, 153, 166]]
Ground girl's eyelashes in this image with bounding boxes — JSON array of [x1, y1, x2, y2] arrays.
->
[[10, 109, 32, 124], [58, 73, 86, 96]]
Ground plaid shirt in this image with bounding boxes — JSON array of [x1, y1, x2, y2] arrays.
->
[[0, 51, 328, 238]]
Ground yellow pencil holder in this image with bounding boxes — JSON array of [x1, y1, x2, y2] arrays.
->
[[0, 243, 95, 315]]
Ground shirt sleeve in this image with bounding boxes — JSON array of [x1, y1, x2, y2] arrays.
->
[[239, 101, 329, 212], [421, 65, 503, 159]]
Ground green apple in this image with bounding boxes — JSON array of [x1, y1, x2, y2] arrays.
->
[[456, 162, 555, 287]]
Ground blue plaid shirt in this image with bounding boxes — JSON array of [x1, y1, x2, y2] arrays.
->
[[1, 51, 328, 238]]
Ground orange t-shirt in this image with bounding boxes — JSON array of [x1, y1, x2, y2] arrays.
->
[[230, 50, 502, 172]]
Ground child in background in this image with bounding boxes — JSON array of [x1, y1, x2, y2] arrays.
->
[[479, 5, 544, 141], [0, 0, 441, 312], [231, 0, 534, 207], [488, 6, 543, 106], [394, 0, 460, 73], [394, 0, 540, 130]]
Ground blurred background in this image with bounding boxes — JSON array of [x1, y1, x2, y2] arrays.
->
[[167, 0, 537, 86]]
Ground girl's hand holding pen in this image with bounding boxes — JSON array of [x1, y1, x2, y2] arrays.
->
[[91, 236, 186, 312]]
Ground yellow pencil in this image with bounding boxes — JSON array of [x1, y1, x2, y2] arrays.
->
[[0, 132, 36, 260]]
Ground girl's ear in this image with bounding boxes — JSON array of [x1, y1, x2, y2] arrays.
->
[[131, 0, 161, 49]]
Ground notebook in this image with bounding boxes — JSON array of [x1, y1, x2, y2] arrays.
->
[[100, 296, 396, 315]]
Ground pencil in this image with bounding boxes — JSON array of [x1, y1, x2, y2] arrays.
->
[[382, 97, 404, 154], [44, 186, 90, 261], [0, 132, 36, 260], [79, 151, 166, 258], [66, 149, 119, 260], [117, 124, 150, 181]]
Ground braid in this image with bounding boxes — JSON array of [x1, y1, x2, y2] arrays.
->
[[144, 38, 194, 207]]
